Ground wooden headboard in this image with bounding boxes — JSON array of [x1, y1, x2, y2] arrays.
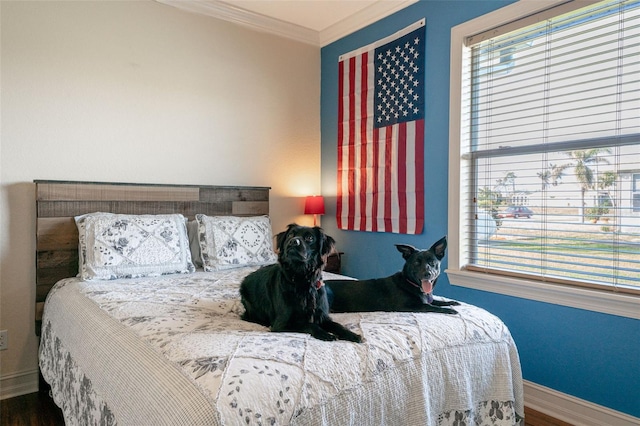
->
[[34, 180, 270, 334]]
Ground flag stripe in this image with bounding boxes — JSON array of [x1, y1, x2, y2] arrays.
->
[[415, 119, 425, 233], [337, 58, 345, 230], [372, 127, 380, 232], [347, 56, 356, 231], [359, 52, 369, 231], [398, 123, 408, 234], [384, 126, 393, 233]]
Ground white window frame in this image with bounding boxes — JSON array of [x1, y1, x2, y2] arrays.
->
[[447, 0, 639, 319]]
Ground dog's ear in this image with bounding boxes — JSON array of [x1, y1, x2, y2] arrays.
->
[[275, 224, 298, 253], [316, 227, 335, 257], [395, 244, 417, 260], [431, 236, 447, 260]]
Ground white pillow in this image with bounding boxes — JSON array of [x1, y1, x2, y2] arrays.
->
[[75, 213, 195, 280], [195, 215, 278, 271]]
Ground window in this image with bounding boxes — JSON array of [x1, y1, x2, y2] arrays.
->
[[448, 0, 639, 318]]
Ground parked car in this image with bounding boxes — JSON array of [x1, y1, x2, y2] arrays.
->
[[497, 206, 534, 219]]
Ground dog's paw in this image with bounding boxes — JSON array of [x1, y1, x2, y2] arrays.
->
[[355, 334, 365, 343], [345, 333, 364, 343], [313, 331, 338, 341], [431, 299, 460, 307], [424, 306, 458, 314]]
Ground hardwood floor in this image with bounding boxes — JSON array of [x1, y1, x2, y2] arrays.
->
[[524, 407, 575, 426], [1, 392, 64, 426], [2, 392, 573, 426]]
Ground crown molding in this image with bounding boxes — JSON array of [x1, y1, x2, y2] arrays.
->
[[319, 0, 418, 46], [156, 0, 417, 47], [157, 0, 320, 45]]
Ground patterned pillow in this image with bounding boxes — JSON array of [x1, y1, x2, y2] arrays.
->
[[75, 213, 195, 280], [195, 215, 278, 271]]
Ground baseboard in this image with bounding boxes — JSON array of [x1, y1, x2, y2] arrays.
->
[[0, 369, 39, 400], [524, 380, 640, 426]]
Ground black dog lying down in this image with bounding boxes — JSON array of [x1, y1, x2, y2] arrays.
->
[[326, 236, 459, 314], [240, 224, 362, 342]]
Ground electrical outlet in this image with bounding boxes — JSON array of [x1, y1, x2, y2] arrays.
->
[[0, 330, 7, 351]]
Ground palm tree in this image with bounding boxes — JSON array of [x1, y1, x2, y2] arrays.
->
[[537, 169, 551, 191], [563, 149, 611, 222], [495, 172, 517, 202], [538, 163, 568, 191], [550, 163, 568, 186]]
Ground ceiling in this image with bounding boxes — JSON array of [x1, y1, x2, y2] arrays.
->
[[156, 0, 418, 46]]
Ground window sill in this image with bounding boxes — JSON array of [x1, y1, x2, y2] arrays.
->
[[446, 269, 639, 319]]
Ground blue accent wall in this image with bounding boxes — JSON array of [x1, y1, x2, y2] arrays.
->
[[320, 0, 640, 418]]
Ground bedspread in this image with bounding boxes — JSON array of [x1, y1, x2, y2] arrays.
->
[[40, 268, 524, 425]]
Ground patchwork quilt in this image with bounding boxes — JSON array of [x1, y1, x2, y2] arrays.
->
[[40, 268, 524, 425]]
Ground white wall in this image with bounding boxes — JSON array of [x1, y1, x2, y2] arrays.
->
[[0, 0, 320, 396]]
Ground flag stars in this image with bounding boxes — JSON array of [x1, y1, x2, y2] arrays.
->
[[373, 27, 424, 127]]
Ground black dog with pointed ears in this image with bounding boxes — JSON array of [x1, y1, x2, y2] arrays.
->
[[326, 236, 459, 314], [240, 224, 363, 342]]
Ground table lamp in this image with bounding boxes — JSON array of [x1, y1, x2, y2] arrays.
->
[[304, 195, 325, 226]]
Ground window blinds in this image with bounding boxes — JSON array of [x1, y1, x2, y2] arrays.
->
[[459, 0, 640, 291]]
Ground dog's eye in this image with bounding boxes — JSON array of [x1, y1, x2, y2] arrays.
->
[[305, 235, 315, 243]]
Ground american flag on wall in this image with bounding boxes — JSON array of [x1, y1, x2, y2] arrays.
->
[[337, 20, 425, 234]]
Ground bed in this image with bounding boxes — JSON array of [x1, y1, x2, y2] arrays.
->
[[36, 180, 524, 425]]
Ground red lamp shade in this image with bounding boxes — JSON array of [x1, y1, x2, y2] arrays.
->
[[304, 196, 325, 215], [304, 196, 325, 226]]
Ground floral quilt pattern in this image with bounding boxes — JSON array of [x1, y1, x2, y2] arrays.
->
[[40, 269, 524, 425]]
